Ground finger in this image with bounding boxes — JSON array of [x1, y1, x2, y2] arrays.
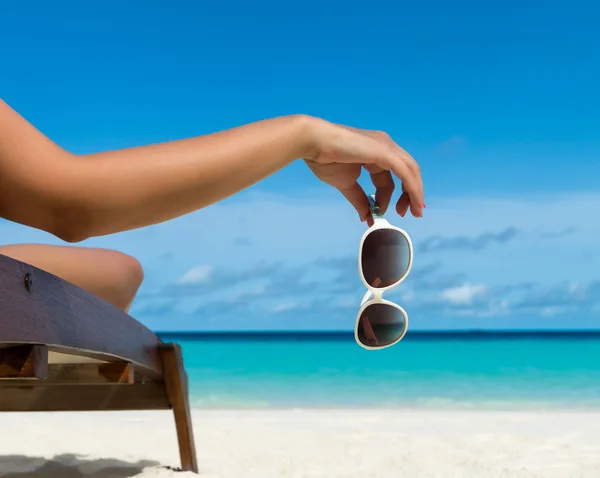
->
[[338, 182, 373, 226], [359, 132, 423, 217], [384, 154, 423, 217], [367, 130, 424, 217], [372, 277, 382, 287], [382, 142, 423, 217], [363, 164, 395, 214], [341, 125, 424, 217], [394, 147, 424, 216], [401, 159, 424, 217], [396, 192, 411, 217]]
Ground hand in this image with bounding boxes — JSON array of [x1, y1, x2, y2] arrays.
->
[[303, 118, 424, 225]]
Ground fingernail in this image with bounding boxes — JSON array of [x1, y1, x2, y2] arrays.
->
[[423, 203, 427, 208], [400, 211, 406, 217]]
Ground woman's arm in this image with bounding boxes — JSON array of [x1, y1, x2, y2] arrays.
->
[[0, 100, 312, 241], [0, 99, 424, 242]]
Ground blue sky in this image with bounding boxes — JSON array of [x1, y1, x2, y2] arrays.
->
[[1, 1, 599, 331]]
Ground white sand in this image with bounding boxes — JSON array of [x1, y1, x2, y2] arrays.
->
[[1, 409, 599, 477]]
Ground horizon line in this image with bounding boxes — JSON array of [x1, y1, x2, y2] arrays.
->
[[156, 329, 600, 335]]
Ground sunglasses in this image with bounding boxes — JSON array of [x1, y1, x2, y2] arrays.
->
[[354, 194, 414, 350]]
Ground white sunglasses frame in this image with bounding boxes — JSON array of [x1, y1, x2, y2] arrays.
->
[[354, 197, 414, 351]]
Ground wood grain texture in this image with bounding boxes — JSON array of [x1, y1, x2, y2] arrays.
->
[[1, 362, 137, 384], [0, 255, 199, 473], [98, 362, 135, 384], [159, 343, 199, 473], [0, 253, 163, 377], [0, 382, 170, 411], [0, 344, 48, 379]]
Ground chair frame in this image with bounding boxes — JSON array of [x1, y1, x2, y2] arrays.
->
[[0, 253, 198, 473]]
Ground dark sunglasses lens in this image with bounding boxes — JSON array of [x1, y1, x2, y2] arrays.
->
[[361, 229, 410, 288], [357, 303, 407, 348]]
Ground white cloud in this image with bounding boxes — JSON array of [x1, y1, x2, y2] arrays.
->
[[3, 188, 600, 329], [177, 265, 214, 285], [270, 301, 299, 313], [540, 306, 569, 317], [400, 290, 415, 302], [441, 283, 487, 306], [337, 296, 358, 308]]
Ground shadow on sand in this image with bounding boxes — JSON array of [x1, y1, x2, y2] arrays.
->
[[0, 454, 165, 477]]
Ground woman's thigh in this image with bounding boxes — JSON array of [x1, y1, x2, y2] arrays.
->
[[0, 243, 144, 311]]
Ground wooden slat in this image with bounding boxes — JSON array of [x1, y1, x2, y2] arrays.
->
[[0, 254, 164, 378], [0, 345, 48, 379], [6, 362, 138, 384], [99, 362, 135, 383], [159, 343, 198, 473], [0, 383, 170, 411]]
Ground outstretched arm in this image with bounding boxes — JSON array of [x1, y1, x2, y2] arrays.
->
[[0, 99, 312, 241], [0, 99, 424, 242]]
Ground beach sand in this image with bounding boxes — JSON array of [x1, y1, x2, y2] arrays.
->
[[1, 409, 599, 477]]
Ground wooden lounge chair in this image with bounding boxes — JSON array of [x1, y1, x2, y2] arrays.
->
[[0, 253, 198, 473]]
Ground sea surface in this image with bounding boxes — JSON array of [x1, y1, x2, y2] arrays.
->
[[157, 331, 600, 410]]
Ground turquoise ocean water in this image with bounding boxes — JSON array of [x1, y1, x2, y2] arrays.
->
[[157, 332, 600, 410]]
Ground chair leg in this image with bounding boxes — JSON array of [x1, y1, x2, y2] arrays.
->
[[159, 343, 198, 473]]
